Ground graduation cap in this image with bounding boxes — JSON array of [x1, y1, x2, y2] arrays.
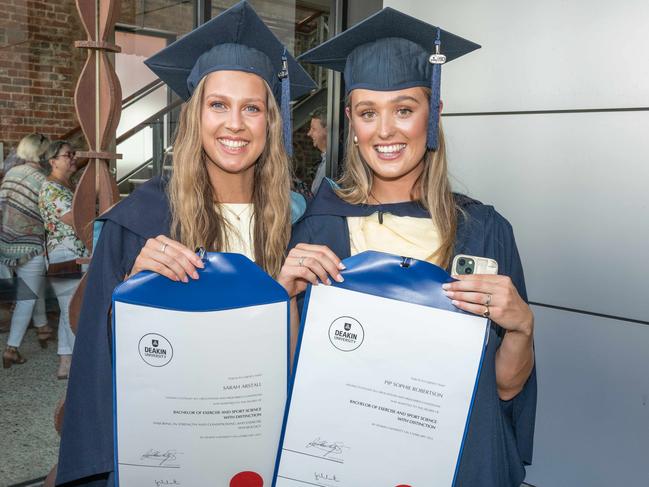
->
[[144, 0, 316, 156], [298, 7, 480, 151]]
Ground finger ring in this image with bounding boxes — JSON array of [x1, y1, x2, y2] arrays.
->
[[485, 293, 492, 306], [482, 305, 490, 318], [298, 257, 305, 267], [160, 243, 168, 254]]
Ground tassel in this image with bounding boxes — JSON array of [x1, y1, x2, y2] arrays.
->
[[279, 49, 292, 157], [427, 28, 445, 151]]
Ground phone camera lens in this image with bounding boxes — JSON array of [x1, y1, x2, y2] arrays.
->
[[458, 258, 466, 266], [465, 268, 473, 274]]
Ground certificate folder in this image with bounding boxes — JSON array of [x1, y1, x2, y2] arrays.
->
[[274, 251, 489, 487], [112, 252, 289, 487]]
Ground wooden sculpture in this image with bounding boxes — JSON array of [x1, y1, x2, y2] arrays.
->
[[70, 0, 122, 333], [47, 3, 122, 482]]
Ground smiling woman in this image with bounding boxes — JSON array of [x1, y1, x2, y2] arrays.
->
[[200, 72, 269, 176], [55, 2, 316, 486], [281, 6, 536, 487], [167, 67, 292, 276]]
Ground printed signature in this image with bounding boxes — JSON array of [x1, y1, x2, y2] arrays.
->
[[140, 449, 181, 466], [154, 480, 180, 487], [315, 472, 340, 482], [305, 437, 349, 458]]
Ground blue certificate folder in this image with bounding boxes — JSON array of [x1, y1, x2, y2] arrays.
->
[[274, 251, 489, 487], [112, 252, 290, 486]]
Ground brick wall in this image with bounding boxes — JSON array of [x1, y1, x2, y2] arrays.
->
[[0, 0, 86, 158]]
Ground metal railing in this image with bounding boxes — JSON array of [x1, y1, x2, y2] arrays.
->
[[107, 11, 330, 196]]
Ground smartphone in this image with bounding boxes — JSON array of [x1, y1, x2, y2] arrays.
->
[[452, 254, 498, 275]]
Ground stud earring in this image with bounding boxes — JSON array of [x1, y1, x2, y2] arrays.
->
[[353, 135, 358, 145]]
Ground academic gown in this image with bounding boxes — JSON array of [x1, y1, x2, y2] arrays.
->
[[56, 177, 306, 486], [56, 177, 171, 486], [289, 181, 537, 487]]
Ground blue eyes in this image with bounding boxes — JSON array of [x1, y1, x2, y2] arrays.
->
[[209, 101, 261, 113]]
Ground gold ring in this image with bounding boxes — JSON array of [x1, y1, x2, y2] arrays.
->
[[161, 243, 168, 254], [485, 293, 492, 306], [482, 305, 490, 318], [298, 257, 305, 267]]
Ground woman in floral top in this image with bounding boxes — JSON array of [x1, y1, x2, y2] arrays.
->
[[39, 140, 87, 379]]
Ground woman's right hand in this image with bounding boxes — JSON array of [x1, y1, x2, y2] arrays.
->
[[129, 235, 204, 282], [277, 243, 345, 298]]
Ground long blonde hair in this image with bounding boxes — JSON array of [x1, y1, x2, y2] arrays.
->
[[336, 89, 458, 268], [168, 75, 291, 277]]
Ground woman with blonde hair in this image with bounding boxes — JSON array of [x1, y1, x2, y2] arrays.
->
[[56, 2, 315, 485], [1, 132, 52, 367], [279, 8, 536, 487], [1, 132, 50, 176]]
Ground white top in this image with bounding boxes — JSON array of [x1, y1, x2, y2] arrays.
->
[[218, 203, 255, 261]]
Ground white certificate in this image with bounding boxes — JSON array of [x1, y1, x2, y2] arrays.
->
[[113, 253, 288, 487], [275, 252, 488, 487]]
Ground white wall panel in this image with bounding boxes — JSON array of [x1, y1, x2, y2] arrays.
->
[[443, 111, 649, 322], [379, 1, 649, 484], [385, 0, 649, 113], [526, 305, 649, 486]]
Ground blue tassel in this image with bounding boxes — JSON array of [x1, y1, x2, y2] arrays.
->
[[279, 49, 292, 157], [427, 28, 444, 151]]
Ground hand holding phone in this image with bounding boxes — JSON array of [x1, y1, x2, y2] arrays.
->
[[452, 254, 498, 275]]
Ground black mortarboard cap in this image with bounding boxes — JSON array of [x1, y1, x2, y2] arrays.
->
[[144, 0, 316, 155], [298, 7, 480, 150]]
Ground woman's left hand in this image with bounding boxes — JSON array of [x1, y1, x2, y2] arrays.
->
[[442, 275, 534, 336]]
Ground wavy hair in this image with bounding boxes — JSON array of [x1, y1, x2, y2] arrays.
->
[[168, 76, 291, 277], [336, 89, 458, 268]]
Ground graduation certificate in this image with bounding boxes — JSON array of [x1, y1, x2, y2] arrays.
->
[[113, 253, 289, 487], [274, 251, 488, 487]]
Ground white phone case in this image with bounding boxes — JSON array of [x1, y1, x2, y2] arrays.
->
[[452, 254, 498, 275]]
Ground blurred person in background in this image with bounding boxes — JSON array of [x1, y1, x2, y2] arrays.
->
[[307, 107, 328, 194], [39, 141, 87, 379], [1, 133, 53, 367], [1, 133, 47, 178]]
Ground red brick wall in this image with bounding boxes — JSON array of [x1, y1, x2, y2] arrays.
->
[[0, 0, 85, 158]]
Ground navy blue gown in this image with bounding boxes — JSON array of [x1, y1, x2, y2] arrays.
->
[[56, 177, 171, 486], [289, 181, 537, 487], [56, 177, 307, 486]]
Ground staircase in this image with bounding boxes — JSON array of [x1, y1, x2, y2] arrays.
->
[[62, 11, 330, 199], [115, 79, 181, 196]]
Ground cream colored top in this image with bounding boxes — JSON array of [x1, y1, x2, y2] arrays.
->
[[218, 203, 255, 261], [348, 212, 442, 265]]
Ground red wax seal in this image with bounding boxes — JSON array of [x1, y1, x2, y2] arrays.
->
[[395, 485, 412, 487], [230, 471, 263, 487]]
